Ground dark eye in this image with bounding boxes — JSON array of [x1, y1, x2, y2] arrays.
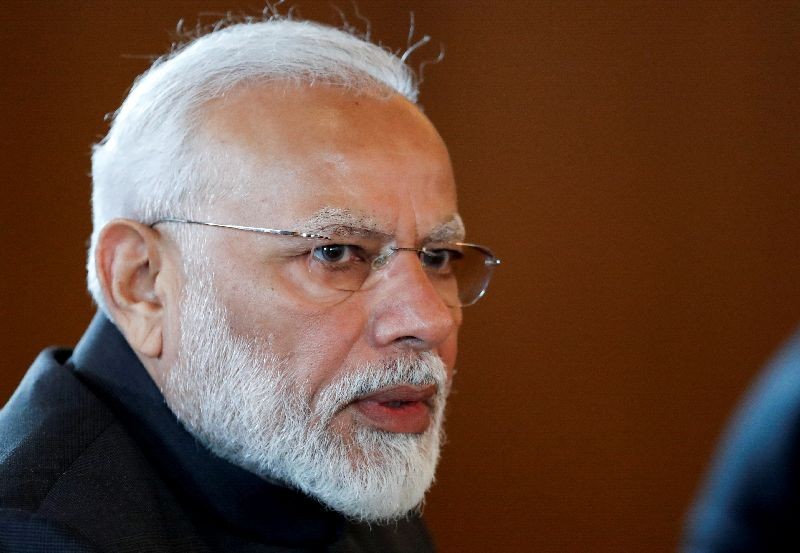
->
[[314, 245, 346, 263], [311, 244, 364, 266], [421, 249, 460, 272]]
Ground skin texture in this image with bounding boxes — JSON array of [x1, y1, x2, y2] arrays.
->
[[96, 82, 462, 438]]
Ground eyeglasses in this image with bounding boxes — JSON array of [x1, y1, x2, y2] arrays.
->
[[150, 218, 500, 307]]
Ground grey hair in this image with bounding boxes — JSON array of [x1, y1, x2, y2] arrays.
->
[[87, 17, 420, 313]]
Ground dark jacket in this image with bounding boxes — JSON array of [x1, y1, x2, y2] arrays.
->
[[0, 314, 434, 552]]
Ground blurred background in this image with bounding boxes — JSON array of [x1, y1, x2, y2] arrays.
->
[[1, 1, 798, 551]]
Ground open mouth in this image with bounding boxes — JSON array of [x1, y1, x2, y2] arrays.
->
[[351, 384, 437, 434]]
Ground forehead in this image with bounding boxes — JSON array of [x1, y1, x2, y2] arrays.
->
[[200, 82, 459, 237]]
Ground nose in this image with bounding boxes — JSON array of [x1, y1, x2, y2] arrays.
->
[[367, 250, 461, 351]]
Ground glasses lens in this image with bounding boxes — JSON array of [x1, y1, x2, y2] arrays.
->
[[305, 236, 378, 293], [424, 244, 497, 307], [450, 245, 496, 306], [305, 237, 498, 307]]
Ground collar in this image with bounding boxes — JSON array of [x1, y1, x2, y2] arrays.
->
[[70, 313, 344, 547]]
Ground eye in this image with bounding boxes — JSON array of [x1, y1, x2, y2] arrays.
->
[[421, 248, 461, 273], [311, 244, 364, 266]]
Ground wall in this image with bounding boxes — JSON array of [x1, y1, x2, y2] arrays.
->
[[1, 1, 799, 551]]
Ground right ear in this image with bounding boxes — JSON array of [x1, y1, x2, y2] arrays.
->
[[94, 219, 178, 360]]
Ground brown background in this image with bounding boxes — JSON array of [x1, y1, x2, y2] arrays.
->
[[1, 1, 799, 551]]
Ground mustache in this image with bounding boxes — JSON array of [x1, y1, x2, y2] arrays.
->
[[313, 352, 449, 424]]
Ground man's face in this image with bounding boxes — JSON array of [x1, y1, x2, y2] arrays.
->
[[161, 83, 462, 520]]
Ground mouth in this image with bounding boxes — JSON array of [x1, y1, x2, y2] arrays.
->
[[350, 384, 437, 434]]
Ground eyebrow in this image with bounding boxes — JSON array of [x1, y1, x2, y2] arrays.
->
[[298, 207, 466, 242], [299, 207, 386, 239], [427, 214, 466, 243]]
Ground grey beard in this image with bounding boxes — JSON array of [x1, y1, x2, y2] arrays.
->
[[162, 270, 448, 522]]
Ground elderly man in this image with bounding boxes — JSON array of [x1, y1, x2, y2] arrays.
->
[[0, 15, 498, 553]]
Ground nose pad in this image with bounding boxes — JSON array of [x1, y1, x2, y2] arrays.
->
[[371, 246, 421, 271], [371, 249, 396, 270]]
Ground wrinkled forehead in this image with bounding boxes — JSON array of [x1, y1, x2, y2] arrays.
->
[[196, 82, 460, 239]]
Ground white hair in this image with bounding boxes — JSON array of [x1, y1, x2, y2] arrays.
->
[[87, 17, 420, 312], [165, 250, 447, 521]]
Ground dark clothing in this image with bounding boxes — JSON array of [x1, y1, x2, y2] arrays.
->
[[0, 314, 434, 552], [684, 328, 800, 552]]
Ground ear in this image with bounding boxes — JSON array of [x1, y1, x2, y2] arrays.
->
[[95, 219, 176, 359]]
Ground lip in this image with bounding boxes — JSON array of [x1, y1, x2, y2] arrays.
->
[[351, 384, 437, 434]]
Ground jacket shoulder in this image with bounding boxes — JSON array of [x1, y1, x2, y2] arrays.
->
[[0, 348, 208, 552], [0, 347, 115, 511]]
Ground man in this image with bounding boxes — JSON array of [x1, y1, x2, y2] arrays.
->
[[0, 15, 499, 553]]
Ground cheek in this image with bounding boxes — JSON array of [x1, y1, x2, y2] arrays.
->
[[438, 331, 460, 379], [284, 309, 369, 386], [222, 282, 370, 389]]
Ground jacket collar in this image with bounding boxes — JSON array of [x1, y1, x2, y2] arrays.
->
[[70, 313, 344, 546]]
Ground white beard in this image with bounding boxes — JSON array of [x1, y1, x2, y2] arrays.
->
[[162, 270, 448, 522]]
